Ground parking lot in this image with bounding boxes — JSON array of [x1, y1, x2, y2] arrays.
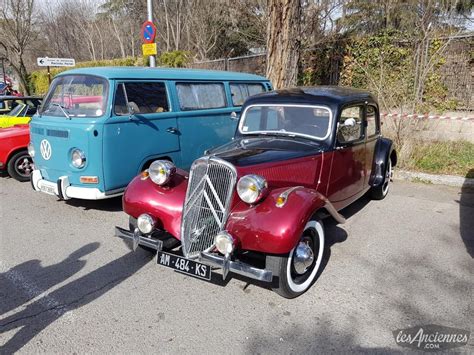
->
[[0, 176, 472, 353]]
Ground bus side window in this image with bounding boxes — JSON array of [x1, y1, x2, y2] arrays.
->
[[230, 83, 265, 106], [115, 82, 169, 115]]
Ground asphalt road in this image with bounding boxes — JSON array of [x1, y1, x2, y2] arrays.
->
[[0, 176, 472, 354]]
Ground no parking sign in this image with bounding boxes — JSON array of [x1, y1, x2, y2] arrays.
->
[[141, 21, 156, 44]]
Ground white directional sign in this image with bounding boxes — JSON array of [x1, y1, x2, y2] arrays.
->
[[37, 57, 76, 67]]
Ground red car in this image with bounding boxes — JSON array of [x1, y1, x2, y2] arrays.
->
[[115, 87, 397, 298], [0, 124, 34, 181]]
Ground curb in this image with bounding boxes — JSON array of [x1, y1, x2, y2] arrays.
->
[[394, 170, 474, 188]]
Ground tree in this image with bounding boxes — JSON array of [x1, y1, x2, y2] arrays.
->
[[0, 0, 37, 94], [266, 0, 302, 88]]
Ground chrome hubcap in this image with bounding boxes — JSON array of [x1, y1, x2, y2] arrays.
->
[[293, 240, 314, 274], [16, 157, 33, 176]]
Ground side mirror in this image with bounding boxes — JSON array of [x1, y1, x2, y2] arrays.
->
[[127, 103, 136, 115], [230, 111, 239, 121], [343, 117, 356, 127]]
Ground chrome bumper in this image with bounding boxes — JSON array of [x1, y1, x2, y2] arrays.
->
[[114, 226, 163, 251], [115, 226, 273, 283], [200, 252, 273, 283]]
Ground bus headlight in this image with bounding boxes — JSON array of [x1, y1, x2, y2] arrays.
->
[[237, 174, 268, 204], [149, 160, 176, 186], [71, 149, 86, 168]]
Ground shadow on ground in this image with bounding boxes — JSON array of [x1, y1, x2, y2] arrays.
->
[[64, 195, 123, 212], [0, 246, 151, 353], [459, 169, 474, 258]]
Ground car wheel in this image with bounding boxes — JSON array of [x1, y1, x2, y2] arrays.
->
[[267, 217, 325, 298], [129, 216, 179, 253], [7, 150, 34, 182], [370, 158, 392, 200]]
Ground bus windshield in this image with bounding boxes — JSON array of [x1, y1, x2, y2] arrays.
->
[[41, 75, 108, 118]]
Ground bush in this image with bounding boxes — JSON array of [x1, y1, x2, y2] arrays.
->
[[158, 51, 191, 68]]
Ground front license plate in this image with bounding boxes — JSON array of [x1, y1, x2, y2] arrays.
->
[[40, 184, 56, 195], [157, 251, 211, 281]]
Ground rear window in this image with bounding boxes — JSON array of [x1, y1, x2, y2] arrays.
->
[[230, 83, 265, 106], [176, 83, 226, 110], [114, 82, 169, 115]]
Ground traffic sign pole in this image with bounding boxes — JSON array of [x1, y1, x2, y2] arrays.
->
[[47, 66, 51, 84], [146, 0, 156, 67]]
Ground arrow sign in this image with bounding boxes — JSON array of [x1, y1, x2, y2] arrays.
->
[[141, 21, 156, 44], [37, 57, 76, 67]]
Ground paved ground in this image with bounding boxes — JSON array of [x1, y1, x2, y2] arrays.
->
[[0, 176, 472, 354]]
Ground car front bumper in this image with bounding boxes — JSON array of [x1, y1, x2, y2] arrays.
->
[[31, 169, 122, 200], [114, 226, 273, 283]]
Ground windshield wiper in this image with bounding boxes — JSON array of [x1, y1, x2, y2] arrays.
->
[[51, 103, 71, 119]]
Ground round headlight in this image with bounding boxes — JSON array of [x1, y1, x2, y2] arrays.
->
[[237, 174, 268, 204], [28, 142, 35, 158], [137, 214, 155, 234], [149, 160, 176, 186], [71, 149, 86, 168], [215, 231, 235, 255]]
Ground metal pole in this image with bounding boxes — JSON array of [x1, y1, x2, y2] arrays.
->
[[47, 66, 51, 84], [147, 0, 156, 67]]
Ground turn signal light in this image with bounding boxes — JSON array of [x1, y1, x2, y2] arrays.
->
[[80, 176, 99, 184], [141, 170, 149, 180]]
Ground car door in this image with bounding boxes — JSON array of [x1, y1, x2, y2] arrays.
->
[[102, 81, 180, 192], [174, 81, 238, 169], [327, 105, 367, 205]]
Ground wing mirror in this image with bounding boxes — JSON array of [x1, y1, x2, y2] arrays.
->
[[230, 111, 239, 121]]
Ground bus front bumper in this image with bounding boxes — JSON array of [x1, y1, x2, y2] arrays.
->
[[31, 169, 121, 200]]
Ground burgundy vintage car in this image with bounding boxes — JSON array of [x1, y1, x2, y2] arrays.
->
[[115, 86, 397, 298]]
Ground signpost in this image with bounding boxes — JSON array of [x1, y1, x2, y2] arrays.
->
[[143, 0, 156, 67], [37, 57, 75, 84]]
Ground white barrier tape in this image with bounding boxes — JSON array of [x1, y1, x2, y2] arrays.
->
[[381, 113, 473, 121]]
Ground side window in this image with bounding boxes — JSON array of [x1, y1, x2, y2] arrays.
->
[[114, 82, 169, 115], [230, 83, 265, 106], [176, 83, 226, 110], [366, 105, 379, 137], [337, 106, 364, 144]]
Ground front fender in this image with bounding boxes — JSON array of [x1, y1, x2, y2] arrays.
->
[[369, 137, 397, 187], [123, 171, 188, 239], [226, 187, 330, 254]]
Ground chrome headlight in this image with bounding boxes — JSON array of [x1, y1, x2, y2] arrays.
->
[[71, 149, 86, 168], [237, 174, 268, 204], [149, 160, 176, 186], [137, 214, 155, 234], [215, 231, 235, 255], [28, 142, 35, 158]]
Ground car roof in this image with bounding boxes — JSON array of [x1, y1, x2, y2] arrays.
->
[[55, 66, 268, 81], [244, 86, 377, 107]]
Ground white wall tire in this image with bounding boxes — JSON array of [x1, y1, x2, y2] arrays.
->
[[267, 218, 325, 298]]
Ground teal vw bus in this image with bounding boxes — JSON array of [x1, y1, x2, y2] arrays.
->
[[29, 67, 271, 200]]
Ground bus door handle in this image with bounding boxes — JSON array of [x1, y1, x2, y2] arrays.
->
[[166, 127, 179, 134]]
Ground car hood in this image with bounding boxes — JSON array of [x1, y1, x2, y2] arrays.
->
[[0, 124, 29, 138], [209, 136, 325, 167]]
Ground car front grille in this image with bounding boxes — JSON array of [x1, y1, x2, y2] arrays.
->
[[181, 156, 237, 258]]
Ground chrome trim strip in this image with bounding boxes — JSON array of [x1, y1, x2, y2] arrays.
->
[[114, 226, 163, 251], [200, 252, 273, 283]]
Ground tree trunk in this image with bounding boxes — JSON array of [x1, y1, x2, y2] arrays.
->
[[266, 0, 301, 89]]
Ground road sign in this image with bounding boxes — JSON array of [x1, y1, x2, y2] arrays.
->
[[37, 57, 75, 67], [142, 43, 157, 56], [141, 21, 156, 44]]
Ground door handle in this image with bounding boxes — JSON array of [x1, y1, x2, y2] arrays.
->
[[166, 127, 179, 134]]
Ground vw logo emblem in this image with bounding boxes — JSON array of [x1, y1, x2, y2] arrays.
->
[[40, 139, 52, 160]]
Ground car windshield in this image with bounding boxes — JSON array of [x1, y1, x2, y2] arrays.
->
[[41, 75, 108, 118], [7, 103, 27, 117], [240, 105, 332, 140]]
